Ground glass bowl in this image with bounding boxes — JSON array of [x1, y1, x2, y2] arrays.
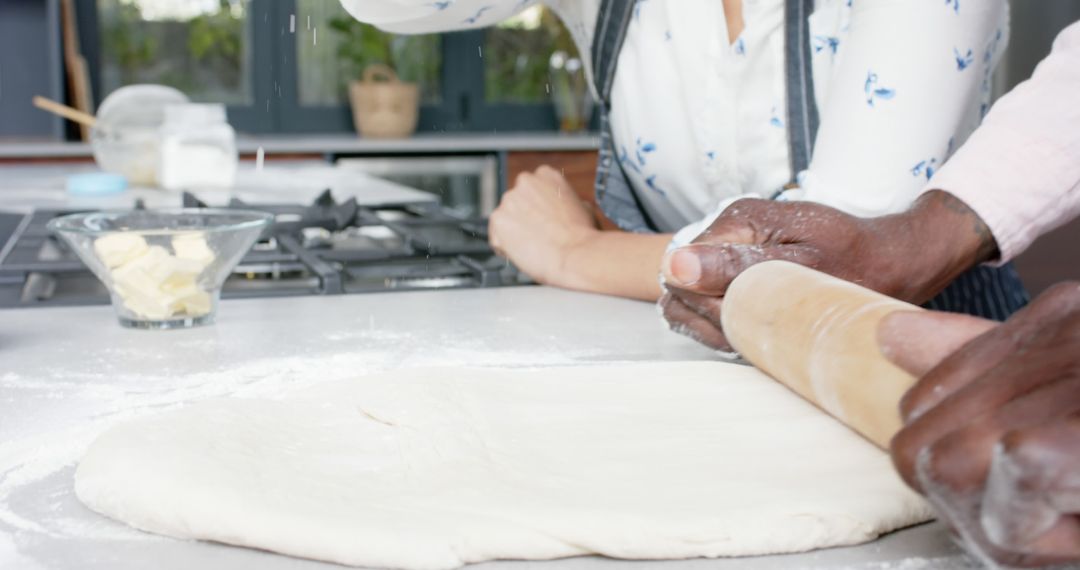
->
[[91, 84, 190, 186], [48, 209, 273, 330]]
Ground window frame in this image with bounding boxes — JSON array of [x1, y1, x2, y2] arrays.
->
[[77, 0, 562, 134]]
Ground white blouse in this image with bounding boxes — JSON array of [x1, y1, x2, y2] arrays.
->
[[340, 0, 1009, 243]]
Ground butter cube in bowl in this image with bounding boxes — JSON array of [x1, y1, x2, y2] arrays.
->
[[48, 209, 273, 329]]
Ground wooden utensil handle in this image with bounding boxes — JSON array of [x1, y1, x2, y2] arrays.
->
[[32, 96, 97, 128]]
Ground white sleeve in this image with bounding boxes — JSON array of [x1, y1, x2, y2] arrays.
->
[[339, 0, 541, 34], [799, 0, 1009, 217]]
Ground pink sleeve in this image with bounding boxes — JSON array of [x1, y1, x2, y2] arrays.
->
[[923, 20, 1080, 263]]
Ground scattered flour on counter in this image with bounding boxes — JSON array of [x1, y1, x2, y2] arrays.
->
[[0, 373, 22, 394], [821, 556, 983, 570], [0, 330, 607, 545], [0, 531, 13, 559], [322, 329, 412, 343], [0, 530, 47, 570]]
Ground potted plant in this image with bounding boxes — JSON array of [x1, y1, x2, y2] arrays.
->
[[327, 17, 437, 138]]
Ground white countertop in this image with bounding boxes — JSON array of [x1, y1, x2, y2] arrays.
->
[[0, 133, 600, 160], [0, 162, 436, 213], [0, 287, 974, 570]]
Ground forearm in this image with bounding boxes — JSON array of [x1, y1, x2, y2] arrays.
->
[[876, 190, 999, 304], [557, 231, 672, 302]]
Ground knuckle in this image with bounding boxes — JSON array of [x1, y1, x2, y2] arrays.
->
[[722, 198, 755, 219], [997, 427, 1063, 476], [797, 247, 824, 268], [500, 192, 523, 210], [700, 300, 724, 323], [889, 423, 950, 490], [513, 172, 532, 189], [984, 434, 1050, 511], [890, 425, 934, 489], [659, 297, 680, 323], [733, 196, 764, 211], [918, 442, 953, 492], [919, 425, 995, 493], [898, 395, 919, 425]]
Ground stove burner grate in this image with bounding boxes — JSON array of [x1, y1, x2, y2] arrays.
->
[[0, 190, 529, 308]]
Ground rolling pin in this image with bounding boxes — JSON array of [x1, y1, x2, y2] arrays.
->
[[721, 260, 920, 449]]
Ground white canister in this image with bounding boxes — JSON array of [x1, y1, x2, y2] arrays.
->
[[158, 104, 238, 191]]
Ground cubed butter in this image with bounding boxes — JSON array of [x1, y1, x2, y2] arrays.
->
[[160, 279, 201, 300], [93, 233, 149, 268], [112, 260, 167, 305], [171, 233, 216, 269], [176, 291, 212, 316], [119, 245, 198, 282], [113, 279, 177, 320], [106, 242, 212, 320]]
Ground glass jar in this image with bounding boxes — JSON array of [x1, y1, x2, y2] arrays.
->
[[158, 104, 238, 191]]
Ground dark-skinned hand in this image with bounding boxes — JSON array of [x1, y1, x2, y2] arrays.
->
[[881, 283, 1080, 567], [659, 191, 998, 351]]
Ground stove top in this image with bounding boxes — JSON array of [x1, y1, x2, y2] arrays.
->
[[0, 190, 529, 309]]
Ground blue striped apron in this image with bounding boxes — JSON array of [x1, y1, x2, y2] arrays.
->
[[590, 0, 1028, 321]]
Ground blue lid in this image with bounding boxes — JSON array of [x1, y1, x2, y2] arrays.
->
[[67, 173, 128, 196]]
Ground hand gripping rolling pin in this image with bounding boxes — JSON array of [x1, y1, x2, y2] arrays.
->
[[721, 260, 921, 449]]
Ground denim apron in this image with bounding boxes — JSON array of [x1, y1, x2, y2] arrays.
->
[[589, 0, 1028, 321]]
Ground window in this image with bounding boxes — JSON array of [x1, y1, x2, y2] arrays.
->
[[79, 1, 584, 134], [484, 7, 575, 105], [294, 0, 441, 107], [485, 7, 591, 131], [97, 0, 253, 105]]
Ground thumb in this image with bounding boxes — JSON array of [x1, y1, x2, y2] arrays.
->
[[661, 242, 807, 295], [877, 310, 998, 378]]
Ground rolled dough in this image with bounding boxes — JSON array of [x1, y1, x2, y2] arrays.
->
[[75, 362, 933, 569]]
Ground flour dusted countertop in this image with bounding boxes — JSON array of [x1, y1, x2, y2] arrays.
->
[[1, 287, 973, 570]]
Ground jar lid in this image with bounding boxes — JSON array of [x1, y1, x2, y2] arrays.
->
[[66, 172, 128, 196]]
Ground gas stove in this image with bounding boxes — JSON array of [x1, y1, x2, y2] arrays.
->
[[0, 190, 529, 309]]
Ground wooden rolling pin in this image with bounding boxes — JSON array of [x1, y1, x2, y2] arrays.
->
[[721, 260, 921, 449]]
